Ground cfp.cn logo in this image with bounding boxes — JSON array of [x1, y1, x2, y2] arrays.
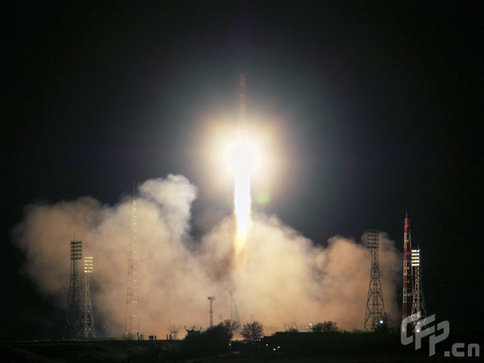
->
[[401, 312, 480, 358]]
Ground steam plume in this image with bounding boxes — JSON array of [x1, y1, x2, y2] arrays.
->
[[13, 174, 401, 336]]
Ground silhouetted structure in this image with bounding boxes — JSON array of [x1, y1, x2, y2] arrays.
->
[[402, 212, 412, 324], [169, 325, 179, 340], [67, 240, 83, 337], [364, 230, 385, 330], [208, 296, 215, 328]]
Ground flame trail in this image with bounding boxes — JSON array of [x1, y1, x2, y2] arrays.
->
[[233, 74, 251, 256], [233, 132, 252, 254]]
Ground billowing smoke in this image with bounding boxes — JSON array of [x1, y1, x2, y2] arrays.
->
[[13, 174, 401, 336]]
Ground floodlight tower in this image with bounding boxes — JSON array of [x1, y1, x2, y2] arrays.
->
[[411, 247, 427, 321], [67, 240, 83, 337], [169, 325, 179, 340], [82, 256, 96, 338], [125, 190, 140, 337], [364, 230, 385, 330], [402, 212, 413, 324], [208, 296, 216, 328]]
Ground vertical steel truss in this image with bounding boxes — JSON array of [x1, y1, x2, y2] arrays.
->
[[125, 193, 139, 336], [402, 213, 413, 324], [82, 256, 96, 338], [411, 248, 426, 321], [67, 240, 83, 337], [364, 230, 385, 330]]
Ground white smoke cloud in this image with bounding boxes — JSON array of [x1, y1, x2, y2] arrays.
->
[[13, 174, 401, 336]]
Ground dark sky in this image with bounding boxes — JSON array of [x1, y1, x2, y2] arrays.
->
[[2, 1, 482, 339]]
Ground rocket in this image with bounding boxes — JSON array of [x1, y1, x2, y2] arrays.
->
[[239, 74, 247, 132]]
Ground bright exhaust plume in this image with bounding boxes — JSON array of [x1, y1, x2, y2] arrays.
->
[[225, 131, 259, 254]]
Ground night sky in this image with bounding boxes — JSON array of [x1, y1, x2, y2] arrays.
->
[[2, 1, 482, 339]]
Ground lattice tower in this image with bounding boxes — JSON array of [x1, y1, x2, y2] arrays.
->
[[411, 247, 427, 323], [125, 191, 140, 336], [67, 240, 83, 337], [402, 212, 413, 324], [82, 256, 96, 338], [364, 230, 385, 330]]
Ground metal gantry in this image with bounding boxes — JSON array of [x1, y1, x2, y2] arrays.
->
[[364, 230, 385, 330]]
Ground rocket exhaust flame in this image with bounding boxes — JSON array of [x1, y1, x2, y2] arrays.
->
[[231, 133, 253, 255], [232, 74, 252, 256]]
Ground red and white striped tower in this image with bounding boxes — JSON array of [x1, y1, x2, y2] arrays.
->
[[402, 212, 413, 325]]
